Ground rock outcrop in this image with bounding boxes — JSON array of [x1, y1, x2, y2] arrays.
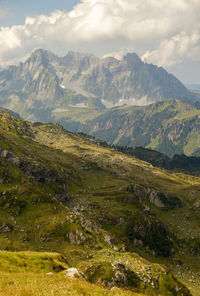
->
[[127, 215, 173, 257]]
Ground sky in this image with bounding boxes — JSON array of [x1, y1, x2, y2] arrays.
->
[[0, 0, 200, 84]]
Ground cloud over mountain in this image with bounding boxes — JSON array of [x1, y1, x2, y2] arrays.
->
[[0, 0, 200, 68], [142, 32, 200, 67]]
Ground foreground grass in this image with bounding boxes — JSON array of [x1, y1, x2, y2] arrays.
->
[[0, 272, 143, 296], [0, 251, 143, 296], [0, 251, 68, 273]]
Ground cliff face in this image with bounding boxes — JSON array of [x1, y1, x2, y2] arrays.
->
[[0, 49, 196, 122]]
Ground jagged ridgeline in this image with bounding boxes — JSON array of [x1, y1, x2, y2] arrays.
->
[[0, 49, 197, 123], [0, 49, 200, 159], [0, 109, 200, 295]]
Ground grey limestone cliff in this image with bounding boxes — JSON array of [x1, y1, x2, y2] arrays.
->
[[0, 49, 197, 122]]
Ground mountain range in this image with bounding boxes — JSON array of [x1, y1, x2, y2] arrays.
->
[[1, 109, 200, 295], [0, 49, 200, 158], [0, 49, 197, 122], [1, 48, 200, 295]]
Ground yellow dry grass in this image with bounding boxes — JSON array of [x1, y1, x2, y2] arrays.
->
[[0, 272, 143, 296]]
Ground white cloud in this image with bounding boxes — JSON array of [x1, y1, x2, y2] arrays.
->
[[142, 32, 200, 67], [0, 0, 200, 68], [102, 50, 127, 60]]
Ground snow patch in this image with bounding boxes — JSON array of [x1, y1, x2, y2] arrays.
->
[[52, 108, 69, 112]]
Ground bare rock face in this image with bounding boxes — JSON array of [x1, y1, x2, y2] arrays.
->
[[1, 150, 20, 167], [149, 191, 183, 210], [0, 49, 196, 122], [128, 184, 182, 210]]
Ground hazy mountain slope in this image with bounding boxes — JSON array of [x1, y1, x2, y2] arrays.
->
[[0, 49, 196, 122], [190, 89, 200, 101], [0, 110, 200, 294], [65, 99, 200, 157]]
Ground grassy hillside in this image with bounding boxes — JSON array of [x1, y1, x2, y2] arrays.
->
[[4, 97, 200, 158], [57, 99, 200, 157], [0, 273, 144, 296], [0, 251, 144, 296], [0, 109, 200, 294], [115, 146, 200, 176]]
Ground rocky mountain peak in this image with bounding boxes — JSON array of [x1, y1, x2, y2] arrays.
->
[[123, 52, 143, 67], [63, 51, 95, 64], [27, 49, 60, 68], [28, 49, 49, 65], [0, 49, 198, 121]]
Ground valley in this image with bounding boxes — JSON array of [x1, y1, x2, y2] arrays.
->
[[1, 0, 200, 295], [0, 109, 200, 295]]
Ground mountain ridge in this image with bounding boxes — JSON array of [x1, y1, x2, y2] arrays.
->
[[0, 48, 197, 123], [57, 99, 200, 157]]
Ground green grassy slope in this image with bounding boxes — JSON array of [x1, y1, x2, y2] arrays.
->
[[0, 109, 200, 294], [57, 99, 200, 157]]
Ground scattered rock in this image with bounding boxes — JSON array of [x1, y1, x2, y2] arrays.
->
[[55, 193, 70, 203], [1, 150, 20, 167], [149, 191, 182, 210], [127, 184, 150, 199], [85, 261, 140, 290], [21, 161, 64, 185], [0, 223, 13, 233], [127, 184, 182, 210], [64, 268, 82, 278]]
